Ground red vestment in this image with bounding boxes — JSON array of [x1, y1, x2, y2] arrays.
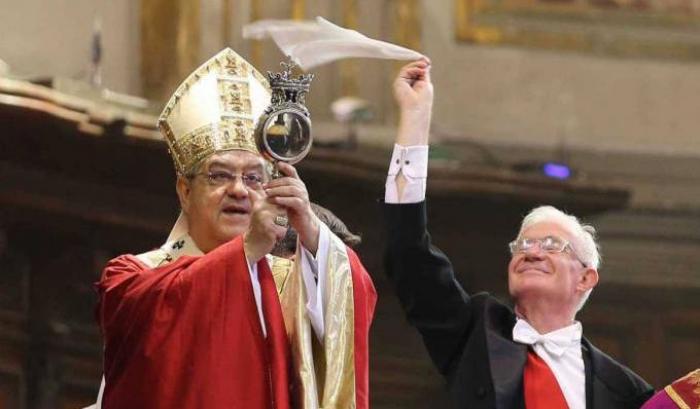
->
[[349, 247, 376, 409], [96, 236, 376, 409]]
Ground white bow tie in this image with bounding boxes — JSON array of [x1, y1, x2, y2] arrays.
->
[[512, 319, 582, 358]]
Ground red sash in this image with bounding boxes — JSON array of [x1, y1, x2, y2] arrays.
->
[[258, 261, 292, 409], [524, 349, 569, 409]]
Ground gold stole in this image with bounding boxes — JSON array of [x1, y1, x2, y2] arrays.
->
[[269, 234, 357, 409]]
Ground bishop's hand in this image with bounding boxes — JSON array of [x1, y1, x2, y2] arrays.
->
[[393, 58, 433, 146], [243, 187, 288, 263], [264, 162, 321, 255]]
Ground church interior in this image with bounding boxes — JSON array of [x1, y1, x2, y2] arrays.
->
[[1, 0, 700, 408]]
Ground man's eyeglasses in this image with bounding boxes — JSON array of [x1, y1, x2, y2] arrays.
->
[[194, 170, 264, 189], [508, 235, 587, 267]]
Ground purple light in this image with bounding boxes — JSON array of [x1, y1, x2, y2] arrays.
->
[[542, 162, 571, 180]]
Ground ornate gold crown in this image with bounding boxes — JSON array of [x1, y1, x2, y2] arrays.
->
[[267, 62, 313, 111], [158, 48, 271, 175]]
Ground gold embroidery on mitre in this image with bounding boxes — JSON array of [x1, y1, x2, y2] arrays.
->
[[158, 48, 271, 175], [219, 81, 252, 115], [222, 53, 248, 77]]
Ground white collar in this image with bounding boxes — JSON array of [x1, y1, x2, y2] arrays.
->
[[158, 233, 204, 265], [512, 318, 582, 357]]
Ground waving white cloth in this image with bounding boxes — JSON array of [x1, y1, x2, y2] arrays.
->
[[243, 16, 425, 71], [513, 318, 586, 409]]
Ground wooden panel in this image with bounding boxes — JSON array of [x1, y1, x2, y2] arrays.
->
[[0, 337, 25, 409], [666, 326, 700, 383], [394, 0, 421, 51], [0, 242, 29, 315], [141, 0, 201, 101], [0, 372, 23, 409], [455, 0, 700, 61], [55, 353, 102, 409]]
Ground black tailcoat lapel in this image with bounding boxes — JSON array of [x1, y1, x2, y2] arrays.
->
[[583, 337, 654, 409], [486, 312, 527, 409], [583, 342, 594, 408]]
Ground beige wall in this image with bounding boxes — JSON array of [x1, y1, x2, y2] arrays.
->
[[422, 0, 700, 156], [2, 0, 698, 156], [0, 0, 141, 94]]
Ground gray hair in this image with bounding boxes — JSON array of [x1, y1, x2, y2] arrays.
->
[[516, 205, 601, 311]]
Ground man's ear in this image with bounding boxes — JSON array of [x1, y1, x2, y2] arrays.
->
[[176, 176, 192, 213], [578, 268, 599, 293]]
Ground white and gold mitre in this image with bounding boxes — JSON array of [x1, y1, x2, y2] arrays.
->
[[158, 48, 271, 175]]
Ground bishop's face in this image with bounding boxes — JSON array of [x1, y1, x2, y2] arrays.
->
[[177, 150, 267, 253], [507, 222, 590, 312]]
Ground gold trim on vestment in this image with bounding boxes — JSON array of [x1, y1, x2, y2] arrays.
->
[[270, 256, 294, 295], [665, 385, 692, 409], [272, 234, 357, 409], [665, 369, 700, 409]]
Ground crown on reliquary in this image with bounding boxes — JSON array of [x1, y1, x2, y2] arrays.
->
[[266, 61, 314, 115]]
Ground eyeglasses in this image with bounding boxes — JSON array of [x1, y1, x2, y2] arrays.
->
[[194, 170, 264, 189], [508, 235, 587, 267]]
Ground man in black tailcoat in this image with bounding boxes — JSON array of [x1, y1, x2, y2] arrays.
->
[[383, 59, 653, 409]]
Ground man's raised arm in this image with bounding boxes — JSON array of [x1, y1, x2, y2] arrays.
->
[[386, 59, 433, 204], [383, 60, 474, 376]]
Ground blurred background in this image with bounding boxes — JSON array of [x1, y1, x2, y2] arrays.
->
[[1, 0, 700, 408]]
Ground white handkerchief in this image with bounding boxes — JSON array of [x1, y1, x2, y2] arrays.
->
[[243, 16, 425, 71]]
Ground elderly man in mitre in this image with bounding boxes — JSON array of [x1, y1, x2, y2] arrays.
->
[[96, 48, 376, 409], [383, 60, 653, 409]]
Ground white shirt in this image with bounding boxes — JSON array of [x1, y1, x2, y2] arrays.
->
[[512, 319, 586, 409], [260, 222, 329, 339], [253, 224, 329, 338], [385, 144, 586, 409]]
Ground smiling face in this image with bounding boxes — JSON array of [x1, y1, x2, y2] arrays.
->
[[176, 150, 267, 253], [508, 221, 597, 314]]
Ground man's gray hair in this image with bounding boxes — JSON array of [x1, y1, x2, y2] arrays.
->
[[516, 205, 601, 311]]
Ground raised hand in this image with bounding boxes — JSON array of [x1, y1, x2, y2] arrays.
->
[[393, 58, 433, 146], [264, 162, 321, 254], [243, 187, 289, 263]]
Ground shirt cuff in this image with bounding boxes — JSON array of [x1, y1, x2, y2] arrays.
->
[[385, 144, 428, 204], [387, 144, 429, 177], [300, 222, 330, 341]]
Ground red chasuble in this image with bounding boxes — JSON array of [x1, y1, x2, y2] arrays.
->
[[96, 236, 375, 409], [349, 247, 377, 409]]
